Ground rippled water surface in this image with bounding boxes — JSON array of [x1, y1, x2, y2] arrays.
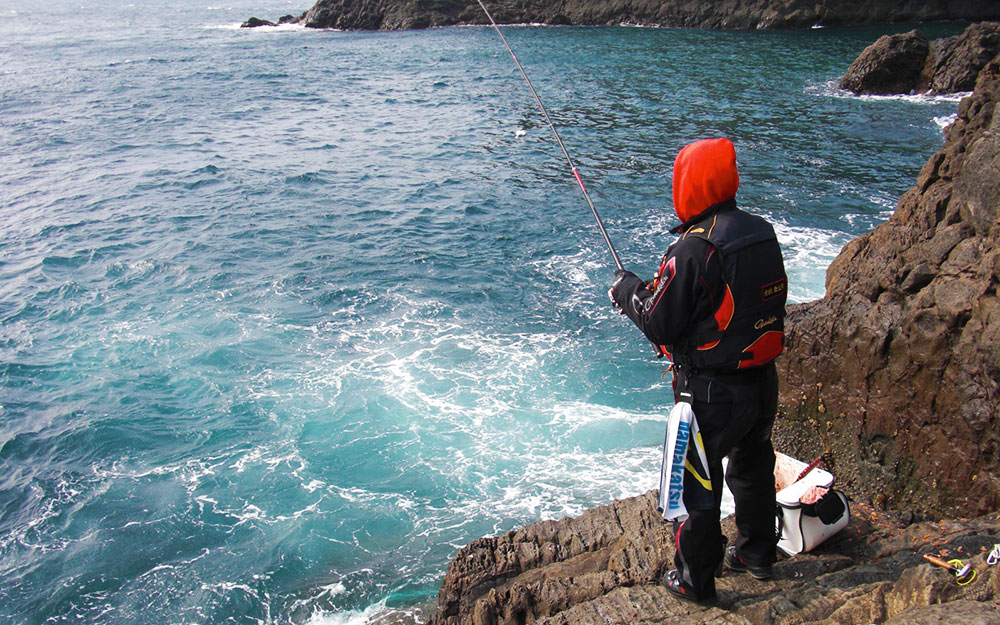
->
[[0, 2, 966, 623]]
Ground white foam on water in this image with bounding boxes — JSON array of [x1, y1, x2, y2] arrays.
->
[[450, 445, 664, 526], [135, 548, 210, 583], [934, 113, 958, 129], [204, 22, 309, 31], [229, 443, 305, 475], [527, 249, 606, 312], [304, 599, 388, 625], [628, 208, 675, 245], [543, 400, 664, 431], [303, 600, 434, 625], [811, 79, 971, 105], [772, 221, 851, 303], [280, 285, 660, 503], [304, 479, 326, 492], [303, 295, 576, 429], [322, 581, 348, 597]]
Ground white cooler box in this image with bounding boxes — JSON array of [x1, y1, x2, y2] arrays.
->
[[774, 452, 850, 556]]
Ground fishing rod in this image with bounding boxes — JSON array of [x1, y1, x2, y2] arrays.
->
[[475, 0, 624, 272]]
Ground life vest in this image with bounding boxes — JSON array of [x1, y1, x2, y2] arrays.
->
[[668, 206, 787, 370]]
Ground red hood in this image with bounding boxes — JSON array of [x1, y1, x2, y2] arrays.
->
[[672, 138, 740, 224]]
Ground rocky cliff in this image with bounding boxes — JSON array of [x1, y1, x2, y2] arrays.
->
[[775, 54, 1000, 518], [245, 0, 1000, 31], [426, 491, 1000, 625]]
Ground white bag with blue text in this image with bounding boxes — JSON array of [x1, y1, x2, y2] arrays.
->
[[657, 390, 713, 522]]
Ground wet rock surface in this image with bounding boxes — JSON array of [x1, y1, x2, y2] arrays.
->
[[425, 492, 1000, 625], [242, 0, 1000, 32]]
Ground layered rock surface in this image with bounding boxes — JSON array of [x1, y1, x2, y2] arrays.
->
[[244, 0, 1000, 31], [776, 54, 1000, 517], [426, 491, 1000, 625]]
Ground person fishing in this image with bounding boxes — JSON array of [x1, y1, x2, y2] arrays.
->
[[610, 137, 788, 606], [474, 1, 787, 606]]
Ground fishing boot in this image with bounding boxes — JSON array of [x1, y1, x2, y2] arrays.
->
[[724, 545, 772, 580]]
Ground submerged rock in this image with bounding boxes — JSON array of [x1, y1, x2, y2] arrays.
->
[[426, 491, 1000, 625], [241, 16, 278, 28]]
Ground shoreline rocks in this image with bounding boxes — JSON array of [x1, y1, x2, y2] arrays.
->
[[840, 22, 1000, 94], [242, 0, 1000, 31], [425, 491, 1000, 625]]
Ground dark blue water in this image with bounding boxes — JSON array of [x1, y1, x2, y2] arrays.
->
[[0, 2, 966, 623]]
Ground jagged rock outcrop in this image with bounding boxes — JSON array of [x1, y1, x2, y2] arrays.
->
[[243, 0, 1000, 31], [841, 22, 1000, 94], [839, 30, 931, 95], [776, 55, 1000, 518], [426, 491, 1000, 625], [925, 22, 1000, 94]]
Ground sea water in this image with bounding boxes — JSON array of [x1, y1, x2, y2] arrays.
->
[[0, 1, 967, 622]]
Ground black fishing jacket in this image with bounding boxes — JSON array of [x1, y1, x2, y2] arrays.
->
[[611, 199, 787, 371]]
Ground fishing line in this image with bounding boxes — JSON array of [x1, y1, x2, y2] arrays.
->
[[476, 0, 624, 271]]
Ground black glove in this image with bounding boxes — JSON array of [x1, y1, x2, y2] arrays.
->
[[612, 269, 627, 288], [609, 269, 639, 312]]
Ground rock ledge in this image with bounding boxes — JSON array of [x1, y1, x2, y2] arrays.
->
[[426, 491, 1000, 625]]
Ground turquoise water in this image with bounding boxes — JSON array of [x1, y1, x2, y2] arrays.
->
[[0, 2, 966, 623]]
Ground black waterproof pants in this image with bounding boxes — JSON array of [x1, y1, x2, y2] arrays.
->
[[672, 363, 779, 600]]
